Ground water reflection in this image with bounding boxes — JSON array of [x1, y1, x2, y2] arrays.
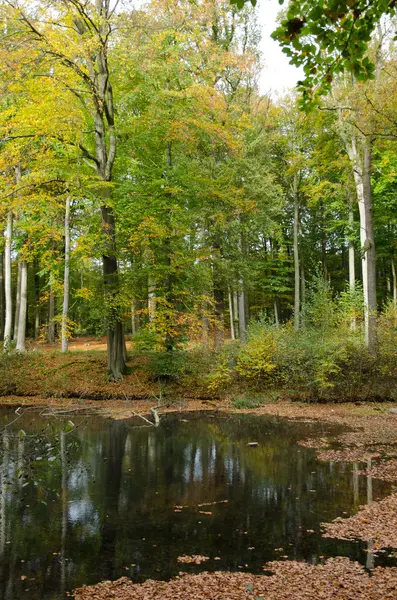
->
[[0, 409, 392, 599]]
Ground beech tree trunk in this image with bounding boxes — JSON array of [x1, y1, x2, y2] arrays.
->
[[13, 261, 22, 344], [16, 260, 27, 352], [101, 205, 126, 379], [131, 300, 137, 335], [3, 212, 13, 351], [274, 296, 280, 327], [148, 274, 156, 323], [47, 282, 55, 344], [0, 252, 4, 340], [346, 136, 377, 351], [392, 259, 397, 307], [228, 290, 235, 340], [34, 261, 40, 338], [362, 140, 377, 351], [61, 196, 71, 353], [238, 286, 246, 343], [293, 183, 300, 331], [232, 292, 239, 338], [213, 286, 225, 349], [348, 198, 357, 330]]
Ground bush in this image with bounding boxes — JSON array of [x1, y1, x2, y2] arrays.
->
[[147, 350, 187, 381], [207, 278, 397, 401], [233, 391, 280, 409]]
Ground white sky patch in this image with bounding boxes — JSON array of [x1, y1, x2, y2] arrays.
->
[[256, 0, 303, 96]]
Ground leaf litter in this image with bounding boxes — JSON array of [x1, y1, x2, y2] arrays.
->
[[74, 558, 397, 599]]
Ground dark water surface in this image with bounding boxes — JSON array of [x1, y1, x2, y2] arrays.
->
[[0, 407, 392, 599]]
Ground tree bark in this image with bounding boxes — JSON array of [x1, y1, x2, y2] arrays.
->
[[0, 252, 4, 340], [213, 286, 225, 349], [362, 139, 377, 351], [148, 273, 156, 323], [47, 281, 55, 344], [238, 286, 246, 343], [348, 197, 357, 330], [392, 259, 397, 307], [3, 211, 13, 351], [131, 300, 137, 335], [232, 291, 239, 338], [33, 260, 40, 338], [346, 136, 376, 351], [293, 182, 300, 331], [274, 296, 280, 327], [228, 290, 235, 340], [15, 260, 27, 352], [13, 261, 22, 344], [61, 195, 71, 353], [101, 205, 126, 379]]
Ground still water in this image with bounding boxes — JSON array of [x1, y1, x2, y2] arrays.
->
[[0, 408, 392, 599]]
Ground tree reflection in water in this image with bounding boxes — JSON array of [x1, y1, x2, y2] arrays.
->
[[0, 409, 392, 600]]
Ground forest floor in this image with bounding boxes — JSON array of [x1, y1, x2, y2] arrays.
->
[[2, 338, 397, 599]]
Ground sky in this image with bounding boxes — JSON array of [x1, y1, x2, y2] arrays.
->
[[255, 0, 303, 96]]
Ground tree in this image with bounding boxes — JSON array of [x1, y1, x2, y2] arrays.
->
[[230, 0, 397, 107], [3, 0, 127, 377]]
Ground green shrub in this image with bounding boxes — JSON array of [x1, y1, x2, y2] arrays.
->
[[233, 391, 280, 409], [206, 277, 397, 400], [132, 328, 163, 352], [147, 350, 187, 380]]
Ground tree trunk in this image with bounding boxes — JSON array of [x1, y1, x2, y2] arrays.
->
[[213, 286, 225, 349], [201, 299, 210, 346], [228, 290, 235, 340], [346, 136, 376, 350], [361, 139, 377, 351], [293, 185, 300, 331], [3, 212, 13, 351], [348, 206, 356, 288], [148, 274, 156, 323], [0, 252, 4, 340], [47, 281, 55, 344], [13, 261, 22, 344], [15, 260, 27, 352], [34, 261, 40, 338], [274, 296, 280, 327], [321, 202, 327, 278], [238, 286, 246, 343], [392, 259, 397, 307], [61, 196, 71, 353], [101, 205, 126, 379], [232, 292, 239, 338], [131, 300, 137, 335]]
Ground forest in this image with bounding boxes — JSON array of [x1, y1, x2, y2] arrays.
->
[[2, 2, 397, 600], [0, 0, 397, 401]]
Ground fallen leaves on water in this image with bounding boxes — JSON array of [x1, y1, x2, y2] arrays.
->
[[297, 437, 329, 449], [177, 554, 210, 564], [322, 492, 397, 549], [74, 558, 397, 599], [317, 448, 380, 463], [358, 458, 397, 482]]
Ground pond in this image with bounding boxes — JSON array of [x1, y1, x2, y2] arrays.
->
[[0, 407, 392, 599]]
